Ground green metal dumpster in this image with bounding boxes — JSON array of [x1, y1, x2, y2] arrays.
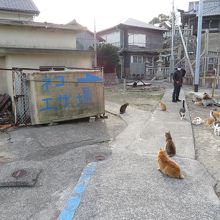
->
[[28, 69, 104, 124]]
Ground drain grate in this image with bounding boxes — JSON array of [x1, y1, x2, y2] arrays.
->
[[95, 155, 105, 161], [11, 169, 28, 178]]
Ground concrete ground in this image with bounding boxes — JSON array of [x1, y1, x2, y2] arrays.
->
[[73, 88, 220, 220], [0, 115, 126, 220], [185, 86, 220, 197], [0, 83, 220, 220]]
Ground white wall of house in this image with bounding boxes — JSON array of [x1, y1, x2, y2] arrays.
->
[[0, 25, 76, 50], [3, 53, 93, 98], [0, 56, 7, 94]]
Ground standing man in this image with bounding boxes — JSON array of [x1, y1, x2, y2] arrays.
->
[[172, 66, 186, 102]]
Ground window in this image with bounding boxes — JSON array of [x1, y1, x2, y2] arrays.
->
[[128, 33, 146, 47], [131, 55, 144, 63], [101, 31, 120, 47]]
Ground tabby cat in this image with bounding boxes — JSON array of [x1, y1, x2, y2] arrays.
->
[[165, 131, 176, 157]]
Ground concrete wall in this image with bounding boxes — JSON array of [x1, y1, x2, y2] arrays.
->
[[207, 33, 220, 52], [76, 31, 99, 50], [3, 53, 93, 98], [202, 32, 220, 52], [0, 11, 34, 21], [0, 25, 76, 50]]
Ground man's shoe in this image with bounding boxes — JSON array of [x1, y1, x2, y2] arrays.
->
[[172, 100, 177, 103], [177, 99, 181, 102]]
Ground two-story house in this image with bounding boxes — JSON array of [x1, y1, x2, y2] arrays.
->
[[98, 18, 166, 79], [0, 0, 94, 98]]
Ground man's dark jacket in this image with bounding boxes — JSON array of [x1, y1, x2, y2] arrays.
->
[[173, 69, 186, 86]]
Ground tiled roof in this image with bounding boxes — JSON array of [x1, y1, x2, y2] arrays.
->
[[98, 18, 166, 34], [0, 19, 86, 31], [121, 18, 166, 31], [0, 0, 39, 14], [187, 0, 220, 16]]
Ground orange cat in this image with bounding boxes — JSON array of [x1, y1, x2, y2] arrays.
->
[[157, 149, 184, 179], [210, 110, 220, 120], [206, 117, 214, 126], [159, 101, 167, 111], [194, 101, 203, 106]]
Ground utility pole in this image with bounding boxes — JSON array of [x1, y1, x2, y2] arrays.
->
[[194, 0, 203, 92], [170, 0, 175, 75], [177, 24, 194, 77], [94, 17, 97, 67]]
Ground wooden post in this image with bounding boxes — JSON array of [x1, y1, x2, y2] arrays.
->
[[217, 51, 220, 88], [123, 78, 126, 92], [212, 69, 217, 98]]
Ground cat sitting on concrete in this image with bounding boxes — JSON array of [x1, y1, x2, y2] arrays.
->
[[157, 148, 184, 179], [211, 110, 220, 136], [202, 93, 214, 107], [179, 100, 186, 120], [165, 131, 176, 157], [159, 101, 167, 111], [214, 122, 220, 136], [192, 117, 204, 125], [120, 103, 129, 114]]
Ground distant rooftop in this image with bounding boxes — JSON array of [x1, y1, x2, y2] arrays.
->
[[0, 19, 86, 32], [98, 18, 166, 34], [186, 0, 220, 16], [121, 18, 166, 31], [0, 0, 40, 15]]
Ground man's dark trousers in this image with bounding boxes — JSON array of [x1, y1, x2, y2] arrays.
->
[[172, 83, 181, 101]]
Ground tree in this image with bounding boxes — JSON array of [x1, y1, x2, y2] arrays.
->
[[149, 13, 171, 25], [97, 44, 120, 73]]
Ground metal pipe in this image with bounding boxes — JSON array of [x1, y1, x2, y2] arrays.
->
[[194, 0, 204, 92], [178, 24, 194, 76], [169, 0, 175, 75]]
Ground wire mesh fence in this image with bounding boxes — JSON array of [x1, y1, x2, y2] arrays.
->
[[12, 70, 31, 125]]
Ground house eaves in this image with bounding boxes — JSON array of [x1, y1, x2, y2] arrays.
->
[[0, 19, 87, 32], [119, 47, 159, 54], [0, 0, 40, 15], [0, 47, 94, 55]]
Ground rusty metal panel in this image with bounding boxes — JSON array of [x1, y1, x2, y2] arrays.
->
[[28, 70, 104, 125]]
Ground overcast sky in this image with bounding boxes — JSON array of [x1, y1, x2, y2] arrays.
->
[[34, 0, 190, 31]]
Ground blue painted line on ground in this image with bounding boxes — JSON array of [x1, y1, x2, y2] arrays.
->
[[59, 162, 97, 220]]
